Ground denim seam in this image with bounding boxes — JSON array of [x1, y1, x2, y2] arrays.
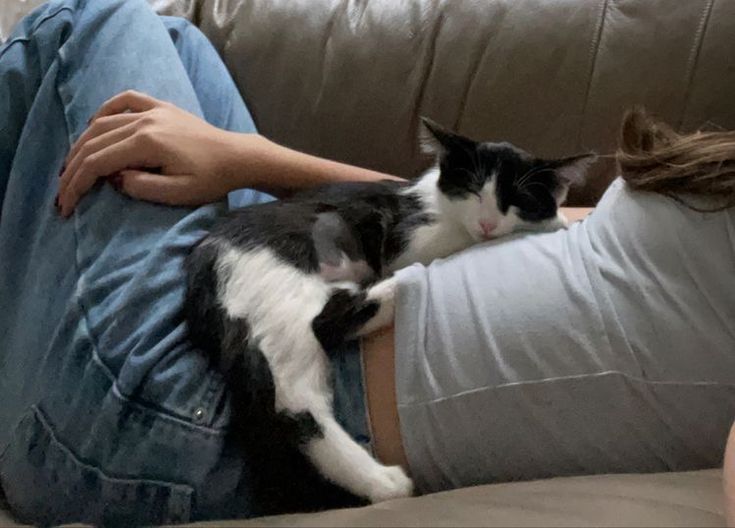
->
[[0, 6, 74, 60], [61, 193, 226, 433], [52, 65, 225, 436], [197, 369, 225, 428], [32, 404, 194, 492], [66, 294, 227, 436]]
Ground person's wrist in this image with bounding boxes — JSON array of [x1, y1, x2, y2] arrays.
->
[[215, 130, 272, 193]]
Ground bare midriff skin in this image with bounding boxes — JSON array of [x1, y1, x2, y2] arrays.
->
[[362, 207, 594, 471]]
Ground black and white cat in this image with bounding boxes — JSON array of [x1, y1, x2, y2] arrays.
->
[[185, 118, 595, 504]]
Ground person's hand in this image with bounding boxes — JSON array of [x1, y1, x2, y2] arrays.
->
[[57, 90, 258, 217]]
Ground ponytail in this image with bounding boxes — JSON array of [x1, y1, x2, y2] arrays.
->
[[617, 107, 735, 211]]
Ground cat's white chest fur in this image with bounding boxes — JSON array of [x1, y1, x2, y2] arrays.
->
[[389, 168, 476, 271], [389, 221, 474, 272]]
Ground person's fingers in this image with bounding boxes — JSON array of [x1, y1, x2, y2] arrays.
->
[[59, 136, 151, 217], [116, 170, 202, 205], [65, 113, 139, 168], [60, 122, 139, 198], [90, 90, 160, 121]]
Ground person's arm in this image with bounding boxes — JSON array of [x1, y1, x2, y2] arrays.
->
[[217, 134, 399, 199], [563, 207, 593, 223], [725, 421, 735, 526], [56, 90, 401, 216]]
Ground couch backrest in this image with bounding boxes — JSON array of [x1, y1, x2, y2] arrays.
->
[[5, 0, 735, 205], [0, 0, 45, 44], [186, 0, 735, 205]]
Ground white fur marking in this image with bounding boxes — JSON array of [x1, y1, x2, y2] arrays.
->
[[356, 277, 397, 336], [218, 245, 412, 502]]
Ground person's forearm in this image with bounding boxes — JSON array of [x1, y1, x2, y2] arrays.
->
[[561, 207, 593, 223], [221, 132, 403, 197], [725, 422, 735, 526]]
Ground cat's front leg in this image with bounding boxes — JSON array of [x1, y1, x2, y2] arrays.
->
[[303, 410, 414, 503], [354, 276, 397, 336], [312, 277, 397, 350]]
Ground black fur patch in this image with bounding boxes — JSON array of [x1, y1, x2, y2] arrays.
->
[[312, 289, 379, 351], [438, 139, 562, 222], [422, 117, 589, 223], [276, 411, 324, 445], [205, 180, 432, 275], [184, 238, 361, 514], [184, 239, 228, 364]]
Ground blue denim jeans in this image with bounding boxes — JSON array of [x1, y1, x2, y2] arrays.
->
[[0, 0, 370, 524]]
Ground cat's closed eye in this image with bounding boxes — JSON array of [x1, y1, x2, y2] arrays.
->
[[516, 189, 556, 220], [515, 191, 539, 210]]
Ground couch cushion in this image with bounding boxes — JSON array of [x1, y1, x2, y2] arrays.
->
[[0, 470, 725, 526], [183, 470, 724, 527], [0, 0, 45, 42]]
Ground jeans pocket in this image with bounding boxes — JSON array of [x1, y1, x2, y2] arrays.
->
[[0, 406, 193, 526]]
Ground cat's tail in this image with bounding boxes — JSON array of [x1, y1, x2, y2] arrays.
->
[[184, 237, 270, 415], [184, 238, 227, 359]]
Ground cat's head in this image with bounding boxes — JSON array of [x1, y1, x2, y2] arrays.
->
[[420, 117, 596, 241]]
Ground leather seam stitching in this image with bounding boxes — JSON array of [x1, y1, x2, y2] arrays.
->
[[413, 4, 444, 150], [678, 0, 716, 130], [454, 4, 493, 132], [576, 0, 609, 150], [312, 1, 348, 113]]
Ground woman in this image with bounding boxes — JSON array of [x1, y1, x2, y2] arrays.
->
[[1, 0, 733, 525]]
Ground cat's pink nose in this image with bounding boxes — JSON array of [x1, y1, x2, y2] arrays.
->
[[479, 220, 497, 239]]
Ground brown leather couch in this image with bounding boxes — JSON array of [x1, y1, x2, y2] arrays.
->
[[159, 0, 735, 206], [1, 0, 731, 525]]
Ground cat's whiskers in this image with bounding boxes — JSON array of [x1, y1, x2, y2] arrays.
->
[[515, 165, 553, 191], [516, 181, 550, 204], [455, 167, 479, 181]]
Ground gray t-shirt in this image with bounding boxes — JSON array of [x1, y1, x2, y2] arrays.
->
[[394, 178, 735, 493]]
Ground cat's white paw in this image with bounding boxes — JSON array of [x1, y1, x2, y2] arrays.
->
[[366, 465, 414, 503], [557, 211, 570, 228], [356, 277, 397, 337]]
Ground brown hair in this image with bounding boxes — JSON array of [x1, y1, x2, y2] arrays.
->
[[616, 107, 735, 211]]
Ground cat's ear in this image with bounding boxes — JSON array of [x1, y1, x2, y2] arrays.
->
[[550, 152, 598, 186], [420, 116, 475, 158]]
